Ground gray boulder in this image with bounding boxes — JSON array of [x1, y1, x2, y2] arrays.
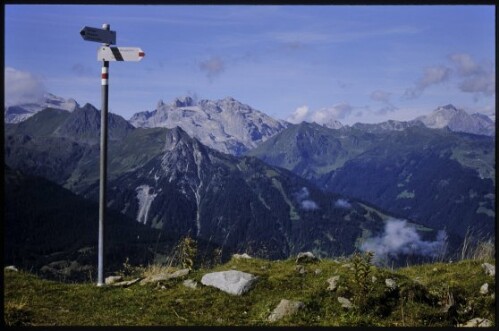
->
[[295, 252, 319, 264], [385, 278, 397, 290], [4, 266, 18, 272], [326, 275, 340, 291], [201, 270, 257, 295], [458, 318, 492, 327], [140, 268, 190, 285], [105, 275, 123, 285], [480, 283, 489, 295], [233, 253, 252, 260], [482, 263, 495, 277], [268, 299, 305, 322], [337, 297, 353, 309], [183, 279, 198, 289], [112, 278, 142, 288]]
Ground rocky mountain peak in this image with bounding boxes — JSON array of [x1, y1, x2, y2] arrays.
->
[[172, 96, 195, 108]]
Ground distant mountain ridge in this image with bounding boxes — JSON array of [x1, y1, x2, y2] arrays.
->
[[4, 93, 79, 124], [129, 96, 289, 155], [6, 107, 447, 262], [247, 121, 495, 240], [415, 104, 495, 136]]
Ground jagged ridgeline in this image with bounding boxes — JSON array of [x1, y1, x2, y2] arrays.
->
[[5, 105, 447, 270]]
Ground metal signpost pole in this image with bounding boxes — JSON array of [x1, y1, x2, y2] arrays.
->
[[80, 22, 143, 286], [97, 23, 110, 287]]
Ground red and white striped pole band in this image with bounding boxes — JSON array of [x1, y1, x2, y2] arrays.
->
[[101, 66, 109, 86]]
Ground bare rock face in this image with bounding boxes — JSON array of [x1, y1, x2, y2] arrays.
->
[[268, 299, 305, 322], [201, 270, 257, 295]]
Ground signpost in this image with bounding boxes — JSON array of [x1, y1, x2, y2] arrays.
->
[[80, 26, 116, 44], [80, 24, 144, 287], [97, 46, 145, 62]]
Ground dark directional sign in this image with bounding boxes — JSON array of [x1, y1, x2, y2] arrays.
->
[[80, 26, 116, 45]]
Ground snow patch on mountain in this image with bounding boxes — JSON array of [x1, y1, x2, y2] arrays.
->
[[5, 93, 79, 123], [129, 96, 288, 155], [136, 185, 157, 224], [415, 104, 494, 136]]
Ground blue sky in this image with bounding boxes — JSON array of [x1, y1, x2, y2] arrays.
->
[[5, 5, 495, 125]]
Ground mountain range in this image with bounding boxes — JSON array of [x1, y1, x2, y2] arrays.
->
[[6, 106, 438, 264], [4, 94, 495, 274]]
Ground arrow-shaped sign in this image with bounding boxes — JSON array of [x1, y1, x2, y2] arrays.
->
[[97, 46, 145, 62], [80, 26, 116, 45]]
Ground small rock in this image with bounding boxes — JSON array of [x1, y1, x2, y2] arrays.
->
[[233, 253, 252, 259], [385, 278, 397, 290], [183, 279, 197, 289], [481, 263, 495, 277], [326, 275, 340, 291], [371, 276, 377, 283], [175, 298, 183, 304], [295, 252, 319, 264], [295, 265, 306, 274], [432, 268, 438, 272], [268, 299, 305, 322], [480, 283, 489, 295], [337, 297, 353, 309], [314, 269, 322, 275], [112, 278, 142, 288], [4, 266, 18, 272], [140, 268, 190, 285], [105, 275, 123, 285], [459, 317, 493, 327], [201, 270, 257, 295]]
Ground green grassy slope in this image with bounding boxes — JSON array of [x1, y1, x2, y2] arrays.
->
[[4, 257, 495, 327]]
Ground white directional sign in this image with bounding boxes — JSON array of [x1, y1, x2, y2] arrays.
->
[[80, 26, 116, 44], [97, 46, 145, 62]]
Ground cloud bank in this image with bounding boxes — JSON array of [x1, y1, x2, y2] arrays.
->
[[449, 53, 495, 98], [294, 187, 319, 210], [5, 67, 46, 107], [287, 103, 353, 125], [360, 219, 447, 262], [404, 65, 451, 99]]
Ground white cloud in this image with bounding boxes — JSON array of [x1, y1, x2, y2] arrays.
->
[[294, 187, 319, 211], [449, 53, 495, 97], [287, 105, 310, 123], [370, 90, 398, 115], [334, 199, 351, 209], [287, 103, 353, 125], [360, 219, 448, 263], [4, 67, 46, 106], [404, 65, 451, 99]]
